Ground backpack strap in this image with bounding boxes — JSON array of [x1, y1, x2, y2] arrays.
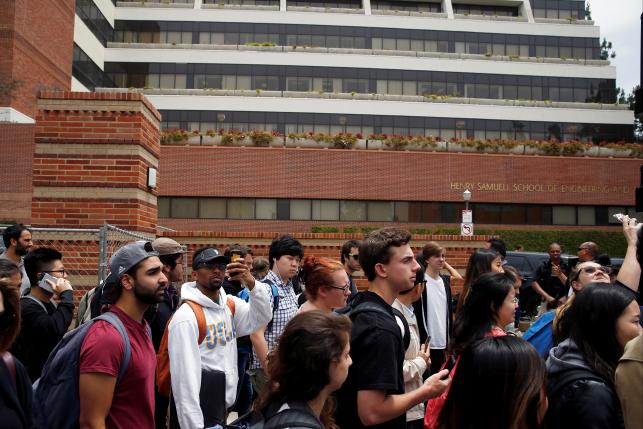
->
[[548, 368, 607, 402], [184, 300, 207, 344], [262, 278, 280, 332], [226, 296, 236, 316], [95, 312, 131, 385], [350, 301, 410, 349], [264, 401, 324, 429]]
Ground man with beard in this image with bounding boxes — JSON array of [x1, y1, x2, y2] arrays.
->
[[78, 241, 167, 429], [1, 223, 33, 294], [168, 247, 271, 429]]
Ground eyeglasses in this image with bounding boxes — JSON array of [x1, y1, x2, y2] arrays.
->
[[199, 262, 227, 271], [327, 282, 351, 293], [347, 253, 359, 261], [580, 265, 612, 276], [508, 297, 519, 304], [578, 247, 590, 252], [43, 269, 66, 276]]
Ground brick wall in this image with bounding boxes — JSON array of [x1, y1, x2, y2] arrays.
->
[[0, 0, 74, 117], [159, 145, 641, 206], [32, 91, 161, 232], [0, 123, 34, 223]]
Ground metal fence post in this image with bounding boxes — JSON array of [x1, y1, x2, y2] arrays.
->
[[98, 222, 108, 285]]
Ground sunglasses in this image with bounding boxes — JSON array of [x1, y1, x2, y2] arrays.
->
[[573, 265, 611, 282], [199, 262, 227, 271]]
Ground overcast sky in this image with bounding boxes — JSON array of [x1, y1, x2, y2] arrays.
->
[[591, 1, 640, 92]]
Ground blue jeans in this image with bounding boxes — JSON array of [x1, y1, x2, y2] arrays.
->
[[232, 350, 253, 414]]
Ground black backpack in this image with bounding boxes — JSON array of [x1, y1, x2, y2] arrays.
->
[[336, 297, 411, 351], [227, 400, 324, 429]]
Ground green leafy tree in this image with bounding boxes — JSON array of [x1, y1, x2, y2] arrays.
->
[[585, 3, 592, 20], [600, 38, 616, 60]]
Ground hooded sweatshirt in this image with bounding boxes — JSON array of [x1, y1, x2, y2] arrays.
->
[[546, 338, 623, 429], [168, 281, 272, 429]]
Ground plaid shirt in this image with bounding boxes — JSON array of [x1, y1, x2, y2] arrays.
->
[[250, 270, 298, 369]]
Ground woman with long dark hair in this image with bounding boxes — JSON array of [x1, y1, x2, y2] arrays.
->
[[546, 284, 641, 429], [0, 259, 33, 429], [436, 336, 548, 429], [425, 272, 518, 428], [257, 310, 352, 429], [456, 248, 504, 314]]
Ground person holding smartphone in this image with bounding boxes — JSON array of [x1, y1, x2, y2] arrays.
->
[[392, 267, 431, 429], [11, 247, 74, 382]]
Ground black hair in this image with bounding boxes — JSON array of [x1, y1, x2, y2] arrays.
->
[[450, 272, 515, 355], [486, 238, 507, 259], [457, 248, 502, 314], [224, 243, 249, 258], [436, 336, 546, 429], [0, 259, 20, 279], [359, 228, 412, 282], [159, 253, 181, 270], [268, 235, 304, 269], [23, 247, 62, 287], [568, 283, 637, 383], [3, 224, 30, 248], [340, 240, 362, 264]]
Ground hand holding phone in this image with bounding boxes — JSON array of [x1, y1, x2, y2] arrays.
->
[[423, 335, 431, 352], [228, 251, 242, 278], [39, 273, 59, 294], [441, 355, 457, 380]]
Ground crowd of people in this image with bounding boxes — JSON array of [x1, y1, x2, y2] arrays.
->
[[0, 217, 641, 429]]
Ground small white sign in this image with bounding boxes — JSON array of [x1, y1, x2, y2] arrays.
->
[[461, 223, 474, 236], [462, 210, 472, 223]]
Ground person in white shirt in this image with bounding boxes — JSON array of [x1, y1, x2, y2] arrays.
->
[[416, 242, 462, 374]]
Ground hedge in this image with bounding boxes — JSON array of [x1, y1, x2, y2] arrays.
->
[[310, 226, 627, 257]]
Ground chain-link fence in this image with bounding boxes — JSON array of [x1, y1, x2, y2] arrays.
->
[[0, 223, 161, 298]]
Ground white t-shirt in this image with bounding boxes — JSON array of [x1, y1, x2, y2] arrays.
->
[[424, 273, 448, 349]]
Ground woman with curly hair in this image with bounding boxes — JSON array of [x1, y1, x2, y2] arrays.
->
[[257, 310, 352, 429]]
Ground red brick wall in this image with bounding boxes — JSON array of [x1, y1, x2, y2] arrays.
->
[[159, 146, 641, 206], [0, 123, 34, 223], [0, 0, 74, 117], [32, 91, 161, 232]]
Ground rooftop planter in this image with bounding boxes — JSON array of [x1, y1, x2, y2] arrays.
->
[[160, 129, 641, 158]]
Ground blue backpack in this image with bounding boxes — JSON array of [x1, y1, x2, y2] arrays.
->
[[32, 311, 134, 429], [239, 278, 280, 330], [523, 310, 556, 358]]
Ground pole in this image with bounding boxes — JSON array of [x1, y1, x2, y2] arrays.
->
[[98, 222, 108, 285]]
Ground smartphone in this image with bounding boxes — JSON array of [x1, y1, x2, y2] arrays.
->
[[39, 273, 58, 293], [424, 335, 431, 350], [228, 250, 243, 278], [441, 355, 457, 380], [613, 213, 625, 222]]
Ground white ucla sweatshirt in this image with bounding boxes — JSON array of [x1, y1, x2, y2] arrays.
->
[[168, 281, 272, 429]]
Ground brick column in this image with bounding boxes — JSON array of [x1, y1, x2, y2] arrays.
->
[[32, 91, 161, 233]]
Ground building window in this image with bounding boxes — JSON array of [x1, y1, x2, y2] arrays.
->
[[368, 201, 394, 221], [578, 206, 596, 225], [256, 199, 277, 219], [171, 198, 199, 218], [553, 206, 576, 225], [228, 199, 255, 219], [312, 200, 340, 220], [199, 199, 227, 219], [290, 200, 312, 220], [340, 201, 367, 221]]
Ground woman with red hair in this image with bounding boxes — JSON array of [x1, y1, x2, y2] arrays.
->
[[298, 256, 351, 313]]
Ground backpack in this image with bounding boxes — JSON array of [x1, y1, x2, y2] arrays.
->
[[227, 400, 324, 429], [547, 368, 607, 403], [336, 299, 410, 351], [32, 312, 135, 429], [523, 310, 556, 358], [239, 278, 280, 331], [156, 297, 236, 397]]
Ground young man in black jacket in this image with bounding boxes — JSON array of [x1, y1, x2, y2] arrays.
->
[[11, 247, 74, 382]]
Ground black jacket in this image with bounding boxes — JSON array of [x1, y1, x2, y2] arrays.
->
[[11, 291, 74, 382], [413, 274, 452, 347], [546, 339, 624, 429], [0, 354, 34, 429]]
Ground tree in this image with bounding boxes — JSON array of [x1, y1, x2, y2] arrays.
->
[[617, 85, 638, 110], [600, 38, 616, 60], [585, 3, 592, 20]]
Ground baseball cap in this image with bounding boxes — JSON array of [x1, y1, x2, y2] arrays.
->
[[192, 247, 230, 270], [152, 237, 185, 256], [109, 241, 159, 278]]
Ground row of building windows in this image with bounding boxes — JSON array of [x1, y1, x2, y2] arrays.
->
[[372, 0, 441, 12], [204, 0, 279, 4], [158, 197, 636, 226], [288, 0, 362, 7], [105, 63, 615, 103], [530, 0, 586, 20], [77, 0, 113, 46], [112, 21, 601, 60], [72, 44, 112, 91], [159, 110, 633, 143], [452, 3, 518, 16]]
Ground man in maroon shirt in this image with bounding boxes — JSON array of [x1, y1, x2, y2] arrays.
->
[[78, 242, 168, 429]]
